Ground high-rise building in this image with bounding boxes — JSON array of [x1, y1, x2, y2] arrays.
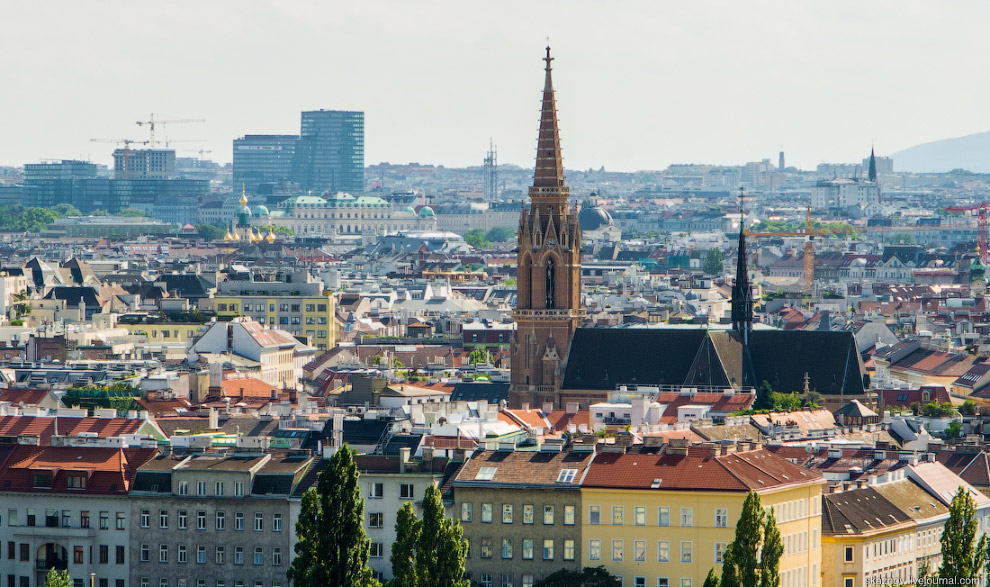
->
[[112, 149, 176, 179], [483, 140, 498, 202], [294, 110, 364, 194], [22, 160, 98, 208], [509, 48, 583, 409], [232, 134, 299, 194]]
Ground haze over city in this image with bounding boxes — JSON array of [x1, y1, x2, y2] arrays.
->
[[4, 0, 990, 171]]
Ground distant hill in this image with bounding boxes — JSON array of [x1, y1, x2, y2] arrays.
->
[[891, 131, 990, 173]]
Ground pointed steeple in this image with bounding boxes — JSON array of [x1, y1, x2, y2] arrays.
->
[[731, 189, 753, 341], [533, 46, 565, 189], [868, 147, 877, 182]]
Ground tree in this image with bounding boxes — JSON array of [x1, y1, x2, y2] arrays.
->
[[532, 566, 621, 587], [195, 224, 225, 241], [415, 484, 469, 587], [485, 226, 515, 242], [703, 568, 720, 587], [943, 421, 962, 440], [759, 512, 783, 587], [468, 349, 488, 364], [704, 247, 724, 275], [52, 203, 81, 217], [287, 445, 378, 587], [463, 229, 490, 249], [960, 400, 978, 416], [938, 487, 988, 581], [771, 392, 802, 412], [754, 380, 774, 411], [115, 208, 146, 217], [20, 207, 57, 232], [388, 501, 420, 587], [43, 569, 72, 587], [89, 209, 110, 216], [721, 491, 765, 587]]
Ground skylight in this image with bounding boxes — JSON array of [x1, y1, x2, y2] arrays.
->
[[475, 467, 497, 481], [556, 469, 577, 483]]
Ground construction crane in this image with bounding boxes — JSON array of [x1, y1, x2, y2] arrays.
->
[[944, 203, 989, 264], [135, 114, 205, 148], [89, 138, 149, 179], [745, 207, 833, 294], [185, 149, 212, 161]]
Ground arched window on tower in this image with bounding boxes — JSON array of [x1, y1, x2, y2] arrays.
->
[[545, 258, 555, 309]]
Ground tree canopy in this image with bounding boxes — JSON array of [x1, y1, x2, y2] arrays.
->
[[486, 226, 515, 242], [712, 491, 783, 587], [703, 247, 724, 275], [938, 487, 988, 581], [532, 566, 621, 587], [464, 229, 490, 249], [43, 569, 72, 587]]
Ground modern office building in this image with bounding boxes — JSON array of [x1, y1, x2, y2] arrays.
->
[[112, 150, 176, 180], [295, 110, 364, 195], [232, 136, 299, 195], [22, 160, 98, 208]]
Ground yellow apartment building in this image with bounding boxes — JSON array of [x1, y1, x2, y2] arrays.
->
[[580, 442, 824, 587]]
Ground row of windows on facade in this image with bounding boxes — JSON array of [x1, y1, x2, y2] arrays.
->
[[459, 503, 575, 525], [215, 303, 328, 314], [474, 576, 697, 587], [367, 482, 416, 500], [174, 481, 254, 497], [5, 542, 125, 564], [5, 509, 123, 530], [140, 510, 281, 532], [7, 577, 126, 587], [139, 578, 283, 587], [139, 544, 281, 566]]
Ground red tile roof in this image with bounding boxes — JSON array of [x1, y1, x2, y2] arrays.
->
[[0, 388, 55, 406], [0, 416, 146, 444], [0, 445, 157, 495]]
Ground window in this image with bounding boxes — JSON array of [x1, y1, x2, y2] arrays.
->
[[476, 467, 497, 481], [197, 546, 206, 564], [502, 504, 513, 523], [100, 545, 109, 564], [522, 539, 534, 560], [658, 540, 670, 562], [556, 469, 577, 483], [680, 541, 692, 563], [589, 505, 601, 524], [844, 546, 854, 562], [254, 547, 263, 565], [158, 510, 168, 529], [19, 543, 28, 561], [523, 505, 534, 524], [715, 543, 727, 564], [564, 539, 575, 561], [160, 545, 169, 563], [178, 481, 188, 495], [369, 513, 383, 529], [116, 513, 125, 530], [635, 579, 646, 587], [460, 503, 472, 522], [612, 539, 623, 561], [178, 511, 187, 530], [27, 509, 36, 526], [234, 513, 244, 531], [634, 540, 646, 561], [197, 482, 206, 496], [681, 581, 692, 587], [32, 474, 52, 488], [480, 537, 492, 559], [197, 512, 206, 530], [479, 575, 492, 587], [116, 545, 125, 565], [681, 507, 693, 527], [141, 510, 150, 528], [216, 512, 225, 530], [81, 511, 89, 528], [501, 576, 512, 587], [140, 544, 149, 562], [273, 513, 282, 532], [522, 577, 534, 587], [234, 547, 243, 565], [254, 513, 263, 531], [400, 484, 414, 499], [564, 505, 575, 525], [235, 482, 244, 497], [216, 546, 225, 564], [501, 538, 512, 559], [100, 511, 109, 529], [715, 508, 728, 528], [177, 545, 187, 563], [543, 506, 554, 525], [843, 580, 853, 587], [481, 503, 493, 523], [543, 539, 554, 560], [369, 483, 384, 498], [370, 543, 383, 559], [74, 546, 84, 564], [635, 506, 646, 526], [589, 539, 601, 560], [612, 506, 623, 525]]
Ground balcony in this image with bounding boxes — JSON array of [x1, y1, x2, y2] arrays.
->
[[13, 526, 97, 539]]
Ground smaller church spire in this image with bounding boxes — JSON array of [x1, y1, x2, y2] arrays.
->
[[731, 188, 753, 341], [868, 147, 877, 182], [533, 46, 565, 190]]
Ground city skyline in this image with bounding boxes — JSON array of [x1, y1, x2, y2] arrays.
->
[[3, 1, 990, 172]]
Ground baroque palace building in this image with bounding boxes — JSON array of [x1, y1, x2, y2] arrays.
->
[[508, 47, 583, 409]]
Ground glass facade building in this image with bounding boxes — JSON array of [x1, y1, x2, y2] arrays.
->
[[23, 160, 98, 208], [232, 135, 299, 194], [295, 110, 364, 195]]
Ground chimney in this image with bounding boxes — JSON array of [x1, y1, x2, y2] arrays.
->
[[542, 402, 553, 415], [399, 447, 411, 472], [566, 402, 579, 415], [521, 402, 530, 411]]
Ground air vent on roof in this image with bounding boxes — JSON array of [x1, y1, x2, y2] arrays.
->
[[651, 479, 661, 489]]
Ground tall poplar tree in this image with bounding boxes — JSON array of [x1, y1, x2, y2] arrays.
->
[[389, 501, 421, 587], [717, 490, 784, 587], [938, 487, 989, 581], [759, 513, 783, 587], [287, 445, 378, 587], [415, 484, 469, 587]]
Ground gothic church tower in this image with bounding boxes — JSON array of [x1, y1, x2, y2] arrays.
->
[[509, 47, 583, 409]]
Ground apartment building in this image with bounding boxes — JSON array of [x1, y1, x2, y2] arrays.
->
[[580, 442, 824, 587], [127, 451, 315, 587], [190, 318, 316, 388]]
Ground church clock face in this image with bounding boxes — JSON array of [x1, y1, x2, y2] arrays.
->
[[546, 238, 556, 249]]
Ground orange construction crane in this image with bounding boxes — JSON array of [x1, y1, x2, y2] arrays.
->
[[744, 207, 833, 294], [89, 138, 149, 179], [136, 113, 205, 147]]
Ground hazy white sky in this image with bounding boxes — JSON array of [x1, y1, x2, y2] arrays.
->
[[2, 1, 988, 172]]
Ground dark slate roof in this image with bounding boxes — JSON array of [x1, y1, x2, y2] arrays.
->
[[132, 471, 172, 493], [748, 330, 866, 395], [252, 474, 295, 496], [384, 434, 422, 456], [157, 274, 212, 298], [42, 286, 100, 309], [562, 328, 709, 389], [320, 418, 392, 445], [449, 382, 510, 403], [822, 486, 912, 535]]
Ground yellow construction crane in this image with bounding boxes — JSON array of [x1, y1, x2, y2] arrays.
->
[[745, 207, 832, 294], [89, 138, 149, 179], [136, 114, 205, 147]]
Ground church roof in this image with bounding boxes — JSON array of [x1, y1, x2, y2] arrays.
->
[[533, 46, 565, 189]]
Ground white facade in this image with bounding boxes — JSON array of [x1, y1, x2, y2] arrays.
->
[[811, 179, 880, 211]]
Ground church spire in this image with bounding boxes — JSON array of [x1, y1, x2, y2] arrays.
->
[[731, 188, 753, 341], [868, 146, 877, 182], [533, 46, 565, 189]]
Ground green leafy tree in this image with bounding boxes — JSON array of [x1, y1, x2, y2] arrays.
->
[[938, 487, 988, 581], [463, 229, 490, 249], [287, 445, 378, 587], [52, 203, 82, 217], [805, 390, 823, 408], [754, 380, 774, 411], [960, 400, 978, 416], [703, 247, 724, 275], [759, 512, 783, 587], [503, 278, 516, 287], [771, 392, 802, 412], [114, 208, 146, 217], [703, 568, 720, 587], [90, 209, 110, 216], [43, 569, 72, 587], [721, 491, 764, 587], [467, 349, 488, 364], [20, 207, 57, 231], [943, 421, 962, 440], [416, 484, 469, 587], [195, 224, 225, 241], [532, 566, 621, 587], [485, 226, 515, 242], [388, 501, 420, 587]]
